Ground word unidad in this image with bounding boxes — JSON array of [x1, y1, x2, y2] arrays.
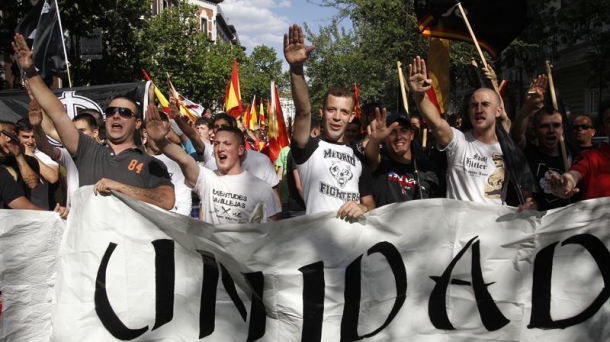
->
[[94, 233, 609, 341]]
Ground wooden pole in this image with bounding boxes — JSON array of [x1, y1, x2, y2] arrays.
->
[[422, 127, 428, 149], [545, 61, 559, 110], [457, 2, 498, 93], [396, 61, 410, 114], [545, 60, 570, 171]]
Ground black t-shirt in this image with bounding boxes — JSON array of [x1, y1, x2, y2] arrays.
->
[[73, 132, 172, 189], [0, 166, 25, 207], [523, 144, 575, 210], [0, 154, 40, 200], [286, 150, 306, 210], [372, 153, 440, 207]]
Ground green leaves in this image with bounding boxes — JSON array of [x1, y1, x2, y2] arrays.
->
[[45, 0, 285, 112]]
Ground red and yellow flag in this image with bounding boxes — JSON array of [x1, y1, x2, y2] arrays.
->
[[426, 38, 450, 115], [242, 104, 251, 128], [249, 95, 258, 130], [354, 83, 364, 133], [167, 76, 198, 122], [223, 59, 242, 118], [267, 81, 289, 163], [259, 98, 266, 126], [142, 69, 171, 118]]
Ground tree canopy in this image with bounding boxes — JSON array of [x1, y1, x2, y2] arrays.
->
[[302, 0, 481, 112], [3, 0, 608, 114]]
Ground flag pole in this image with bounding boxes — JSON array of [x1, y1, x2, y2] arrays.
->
[[545, 60, 570, 171], [53, 0, 71, 87], [456, 2, 498, 93], [396, 61, 410, 114]]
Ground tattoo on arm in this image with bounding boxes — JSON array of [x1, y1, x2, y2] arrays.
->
[[125, 185, 165, 204]]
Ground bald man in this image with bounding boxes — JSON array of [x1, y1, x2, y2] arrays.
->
[[407, 56, 535, 210]]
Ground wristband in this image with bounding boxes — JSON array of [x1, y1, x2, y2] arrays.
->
[[24, 66, 38, 78]]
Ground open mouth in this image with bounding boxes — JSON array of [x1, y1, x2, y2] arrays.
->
[[110, 122, 123, 131], [474, 115, 485, 123], [545, 136, 557, 145]]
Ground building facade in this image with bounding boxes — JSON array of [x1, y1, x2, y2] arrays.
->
[[501, 0, 610, 119], [150, 0, 239, 45]]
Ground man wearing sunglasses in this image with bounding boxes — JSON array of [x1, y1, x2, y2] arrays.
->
[[572, 115, 597, 150], [13, 33, 175, 211], [550, 100, 610, 200]]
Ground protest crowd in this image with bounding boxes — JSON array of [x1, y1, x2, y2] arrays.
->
[[2, 26, 609, 222], [1, 11, 610, 341]]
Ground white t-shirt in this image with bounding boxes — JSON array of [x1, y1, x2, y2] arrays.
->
[[202, 141, 214, 165], [292, 138, 366, 215], [30, 149, 59, 210], [154, 154, 192, 216], [441, 128, 505, 205], [193, 166, 280, 224], [204, 149, 279, 188]]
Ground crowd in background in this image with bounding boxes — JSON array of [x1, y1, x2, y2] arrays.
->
[[1, 27, 609, 224]]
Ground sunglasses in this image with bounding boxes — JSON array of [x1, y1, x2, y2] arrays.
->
[[572, 124, 592, 130], [105, 107, 136, 118]]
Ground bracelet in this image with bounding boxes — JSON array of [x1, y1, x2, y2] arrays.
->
[[24, 66, 38, 78]]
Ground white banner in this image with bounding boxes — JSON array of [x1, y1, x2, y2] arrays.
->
[[2, 187, 610, 341], [0, 210, 65, 342]]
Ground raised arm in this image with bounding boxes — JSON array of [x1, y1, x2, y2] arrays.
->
[[407, 57, 453, 148], [284, 24, 315, 148], [29, 99, 61, 163], [482, 64, 511, 132], [510, 74, 547, 150], [146, 104, 200, 188], [25, 81, 61, 142], [26, 98, 58, 183], [12, 34, 79, 154], [168, 97, 205, 156], [364, 108, 398, 171]]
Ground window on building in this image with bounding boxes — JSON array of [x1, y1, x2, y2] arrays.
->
[[200, 18, 208, 35], [587, 88, 600, 115]]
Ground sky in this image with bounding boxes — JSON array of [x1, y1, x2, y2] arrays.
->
[[220, 0, 346, 68]]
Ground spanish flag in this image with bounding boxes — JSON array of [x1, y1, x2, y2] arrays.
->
[[142, 69, 171, 118], [427, 38, 450, 115], [249, 95, 258, 130], [224, 59, 243, 118], [259, 98, 266, 126], [167, 76, 198, 122], [267, 81, 289, 163]]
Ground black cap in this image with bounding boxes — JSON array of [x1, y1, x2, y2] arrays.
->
[[386, 112, 411, 128]]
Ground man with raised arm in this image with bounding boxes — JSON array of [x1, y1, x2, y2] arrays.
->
[[145, 104, 280, 223], [284, 24, 375, 220], [407, 56, 535, 210], [12, 33, 175, 210], [365, 109, 440, 206]]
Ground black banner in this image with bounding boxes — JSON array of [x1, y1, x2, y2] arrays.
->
[[0, 82, 148, 123]]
